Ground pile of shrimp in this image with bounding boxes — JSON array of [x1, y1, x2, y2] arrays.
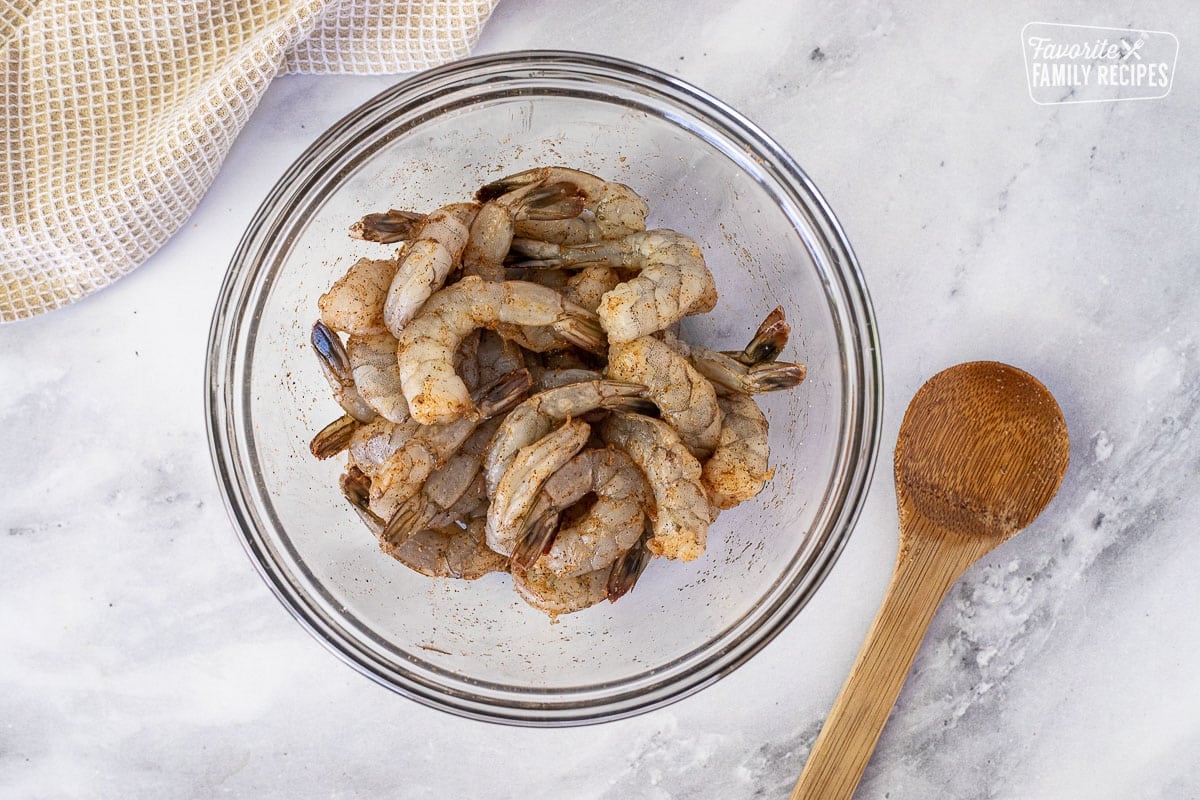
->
[[307, 166, 806, 617]]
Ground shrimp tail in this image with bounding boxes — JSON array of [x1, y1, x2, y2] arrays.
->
[[728, 306, 790, 365], [510, 509, 560, 571], [310, 414, 359, 459], [475, 167, 547, 201], [381, 491, 433, 548], [606, 533, 652, 602], [311, 321, 351, 377], [507, 238, 564, 265], [553, 311, 607, 354], [517, 182, 587, 221], [745, 361, 807, 393], [340, 467, 385, 535], [590, 379, 658, 417], [474, 368, 533, 419], [349, 209, 426, 243]]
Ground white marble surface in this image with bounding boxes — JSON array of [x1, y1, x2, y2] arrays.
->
[[3, 2, 1199, 797]]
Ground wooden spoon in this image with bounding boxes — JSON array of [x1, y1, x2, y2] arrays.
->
[[791, 361, 1069, 800]]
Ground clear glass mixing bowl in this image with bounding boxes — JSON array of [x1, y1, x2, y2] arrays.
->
[[206, 51, 882, 725]]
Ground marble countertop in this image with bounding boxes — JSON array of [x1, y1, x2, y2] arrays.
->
[[4, 2, 1198, 797]]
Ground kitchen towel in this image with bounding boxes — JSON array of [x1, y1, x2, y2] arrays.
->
[[0, 0, 500, 322]]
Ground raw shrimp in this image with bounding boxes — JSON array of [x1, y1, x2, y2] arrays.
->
[[310, 414, 359, 460], [463, 181, 585, 281], [486, 419, 590, 557], [701, 392, 774, 510], [390, 513, 508, 580], [482, 378, 653, 499], [513, 523, 653, 615], [318, 257, 397, 336], [371, 368, 531, 518], [346, 333, 409, 423], [341, 468, 505, 580], [348, 209, 425, 244], [511, 447, 649, 576], [511, 563, 610, 617], [396, 277, 606, 425], [383, 202, 478, 335], [380, 417, 501, 543], [607, 336, 722, 459], [512, 229, 718, 343], [602, 412, 712, 562], [479, 167, 650, 245], [311, 321, 376, 423]]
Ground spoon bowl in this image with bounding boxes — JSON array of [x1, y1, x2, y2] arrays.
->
[[792, 361, 1069, 799]]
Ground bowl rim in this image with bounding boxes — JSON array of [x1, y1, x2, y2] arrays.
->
[[205, 49, 883, 726]]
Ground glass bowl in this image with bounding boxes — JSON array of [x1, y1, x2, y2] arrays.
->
[[205, 51, 882, 726]]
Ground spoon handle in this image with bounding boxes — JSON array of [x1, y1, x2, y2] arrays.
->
[[790, 518, 990, 800]]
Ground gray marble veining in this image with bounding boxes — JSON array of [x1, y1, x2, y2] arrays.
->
[[3, 1, 1198, 798]]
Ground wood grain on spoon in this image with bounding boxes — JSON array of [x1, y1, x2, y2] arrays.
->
[[791, 361, 1069, 800]]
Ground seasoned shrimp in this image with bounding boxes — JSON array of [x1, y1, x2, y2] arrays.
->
[[514, 524, 652, 615], [482, 378, 653, 499], [346, 333, 409, 423], [607, 336, 722, 459], [342, 469, 505, 580], [388, 510, 507, 580], [602, 412, 712, 561], [380, 417, 501, 543], [463, 181, 585, 281], [383, 202, 478, 335], [396, 277, 606, 425], [480, 167, 650, 245], [512, 563, 611, 616], [348, 209, 425, 244], [512, 229, 717, 343], [371, 368, 531, 518], [702, 392, 773, 510], [318, 258, 397, 336], [511, 447, 649, 576], [486, 419, 591, 557], [311, 321, 376, 423]]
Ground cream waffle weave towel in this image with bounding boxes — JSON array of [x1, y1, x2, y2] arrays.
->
[[0, 0, 499, 322]]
